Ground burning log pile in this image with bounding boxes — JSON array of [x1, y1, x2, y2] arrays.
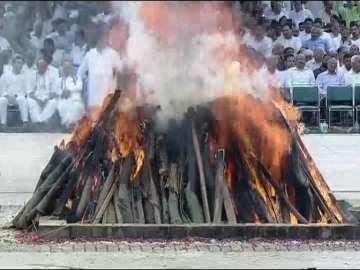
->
[[12, 89, 346, 230]]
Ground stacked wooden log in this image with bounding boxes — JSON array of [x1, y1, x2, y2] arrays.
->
[[12, 90, 346, 230]]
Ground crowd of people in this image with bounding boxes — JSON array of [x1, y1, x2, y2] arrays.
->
[[238, 1, 360, 105], [0, 1, 125, 131], [1, 1, 360, 131]]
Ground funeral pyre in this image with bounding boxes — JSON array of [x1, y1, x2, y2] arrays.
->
[[12, 1, 345, 230], [12, 88, 345, 230]]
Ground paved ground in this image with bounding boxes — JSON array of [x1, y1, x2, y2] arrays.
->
[[302, 134, 360, 203], [0, 133, 66, 205], [0, 133, 359, 268]]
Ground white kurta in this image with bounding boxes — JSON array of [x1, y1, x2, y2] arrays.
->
[[0, 72, 28, 124], [274, 36, 302, 53], [345, 70, 360, 86], [0, 36, 11, 51], [27, 69, 60, 123], [288, 8, 314, 27], [70, 43, 87, 73], [77, 47, 124, 108], [241, 32, 273, 58], [286, 67, 316, 87], [57, 76, 85, 127]]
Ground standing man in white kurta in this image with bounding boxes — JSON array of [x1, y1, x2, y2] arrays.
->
[[57, 56, 85, 129], [27, 57, 60, 123], [77, 23, 124, 121], [0, 55, 29, 127]]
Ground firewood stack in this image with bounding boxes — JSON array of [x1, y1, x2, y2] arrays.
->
[[12, 90, 346, 230]]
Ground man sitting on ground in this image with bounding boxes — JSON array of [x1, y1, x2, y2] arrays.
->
[[0, 54, 28, 128], [27, 57, 60, 124]]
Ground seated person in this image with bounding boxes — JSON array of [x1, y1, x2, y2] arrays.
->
[[345, 55, 360, 86], [285, 53, 316, 87], [316, 57, 345, 98], [57, 56, 85, 130], [0, 54, 29, 127], [27, 57, 60, 123]]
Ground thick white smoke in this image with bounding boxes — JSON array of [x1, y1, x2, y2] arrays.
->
[[112, 1, 272, 130]]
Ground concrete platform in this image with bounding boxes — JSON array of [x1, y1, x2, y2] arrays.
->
[[38, 223, 360, 241], [0, 133, 359, 206]]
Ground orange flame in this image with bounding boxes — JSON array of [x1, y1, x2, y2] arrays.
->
[[113, 111, 144, 181], [68, 116, 93, 149]]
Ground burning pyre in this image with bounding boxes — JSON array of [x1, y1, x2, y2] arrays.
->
[[12, 2, 346, 230], [12, 89, 345, 230]]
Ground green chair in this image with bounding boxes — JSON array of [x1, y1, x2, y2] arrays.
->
[[327, 85, 354, 128], [280, 87, 291, 103], [355, 85, 360, 124], [292, 85, 320, 127]]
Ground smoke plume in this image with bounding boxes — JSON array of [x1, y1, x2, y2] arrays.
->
[[112, 1, 274, 130]]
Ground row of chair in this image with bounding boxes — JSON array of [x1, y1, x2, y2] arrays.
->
[[280, 85, 360, 128]]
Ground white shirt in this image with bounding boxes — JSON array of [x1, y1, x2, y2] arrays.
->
[[350, 38, 360, 49], [288, 8, 314, 27], [305, 1, 323, 18], [286, 67, 316, 86], [0, 71, 27, 97], [27, 69, 60, 101], [29, 33, 43, 52], [330, 33, 342, 51], [59, 75, 83, 101], [0, 36, 10, 51], [321, 32, 333, 50], [77, 47, 124, 107], [305, 59, 322, 71], [48, 65, 60, 78], [70, 43, 87, 67], [274, 35, 302, 53], [345, 70, 360, 86], [52, 4, 67, 20], [263, 7, 288, 21], [299, 31, 311, 44], [47, 31, 73, 51], [338, 65, 352, 77], [266, 68, 288, 88], [241, 32, 273, 58], [93, 13, 113, 25]]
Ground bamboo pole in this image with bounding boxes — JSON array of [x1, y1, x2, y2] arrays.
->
[[191, 121, 211, 223], [93, 183, 117, 223]]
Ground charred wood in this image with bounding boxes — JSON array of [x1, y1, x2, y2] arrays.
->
[[116, 153, 134, 223], [191, 120, 211, 223], [93, 166, 116, 219]]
